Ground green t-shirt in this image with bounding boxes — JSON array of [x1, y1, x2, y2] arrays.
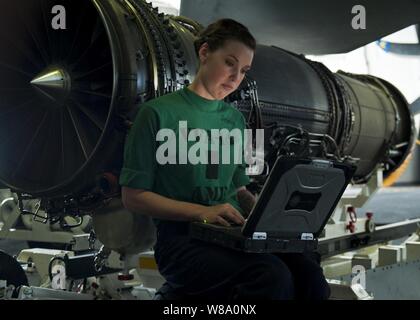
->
[[119, 87, 250, 216]]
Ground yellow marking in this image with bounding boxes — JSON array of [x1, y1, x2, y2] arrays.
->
[[139, 257, 158, 270], [384, 152, 413, 187]]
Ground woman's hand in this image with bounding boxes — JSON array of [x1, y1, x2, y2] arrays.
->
[[122, 187, 246, 226], [198, 203, 245, 227], [236, 186, 256, 218]]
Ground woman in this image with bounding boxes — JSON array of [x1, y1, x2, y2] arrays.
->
[[120, 19, 330, 300]]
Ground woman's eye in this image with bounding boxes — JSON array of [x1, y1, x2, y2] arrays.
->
[[226, 60, 234, 67]]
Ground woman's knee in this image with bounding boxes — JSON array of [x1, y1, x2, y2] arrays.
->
[[297, 268, 331, 300], [310, 275, 331, 300], [279, 252, 330, 300]]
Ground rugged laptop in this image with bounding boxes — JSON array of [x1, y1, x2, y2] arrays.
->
[[190, 157, 356, 253]]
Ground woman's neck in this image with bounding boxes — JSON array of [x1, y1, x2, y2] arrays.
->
[[188, 77, 218, 101]]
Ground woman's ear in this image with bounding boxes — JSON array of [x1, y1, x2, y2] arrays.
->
[[198, 42, 210, 64]]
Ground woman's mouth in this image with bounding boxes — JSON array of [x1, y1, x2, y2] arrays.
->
[[222, 84, 233, 91]]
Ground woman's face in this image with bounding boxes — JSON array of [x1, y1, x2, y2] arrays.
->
[[198, 40, 254, 100]]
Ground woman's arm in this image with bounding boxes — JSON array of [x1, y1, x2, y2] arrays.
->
[[122, 186, 205, 221], [121, 186, 245, 226], [236, 186, 256, 218]]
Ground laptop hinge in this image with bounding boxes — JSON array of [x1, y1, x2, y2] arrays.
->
[[252, 232, 267, 240], [301, 233, 314, 240]]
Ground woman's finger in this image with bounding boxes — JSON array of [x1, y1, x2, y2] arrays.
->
[[229, 207, 246, 224], [216, 215, 231, 227]]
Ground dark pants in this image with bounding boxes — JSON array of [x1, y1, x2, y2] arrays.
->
[[154, 222, 330, 301]]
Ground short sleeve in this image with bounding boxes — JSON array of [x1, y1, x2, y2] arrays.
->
[[232, 112, 251, 188], [119, 104, 159, 190]]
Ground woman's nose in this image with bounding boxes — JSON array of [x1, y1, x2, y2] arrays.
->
[[230, 69, 240, 82]]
